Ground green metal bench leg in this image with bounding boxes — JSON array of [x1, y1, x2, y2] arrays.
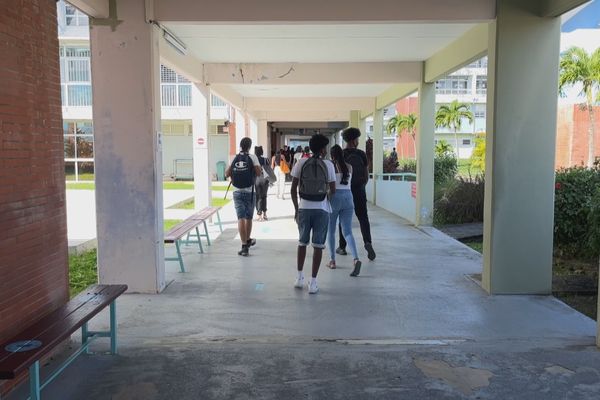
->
[[195, 227, 204, 253], [203, 221, 211, 246], [110, 301, 117, 355], [175, 241, 185, 272], [82, 322, 90, 354], [29, 361, 40, 400], [215, 210, 223, 233]]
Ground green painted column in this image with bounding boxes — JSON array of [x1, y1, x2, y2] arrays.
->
[[372, 108, 384, 204], [482, 0, 560, 294], [416, 80, 435, 225], [349, 110, 361, 129]]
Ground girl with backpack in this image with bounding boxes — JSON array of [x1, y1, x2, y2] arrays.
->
[[326, 145, 362, 277]]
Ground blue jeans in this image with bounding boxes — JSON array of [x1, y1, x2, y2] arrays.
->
[[297, 209, 329, 248], [233, 191, 255, 220], [328, 190, 359, 260]]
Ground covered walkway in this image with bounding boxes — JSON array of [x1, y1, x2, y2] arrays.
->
[[8, 200, 598, 399]]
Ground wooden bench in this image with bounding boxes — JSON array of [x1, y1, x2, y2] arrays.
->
[[0, 284, 127, 400], [164, 206, 222, 272]]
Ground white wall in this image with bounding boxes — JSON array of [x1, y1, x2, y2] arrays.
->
[[209, 134, 230, 180], [375, 180, 416, 224], [163, 135, 193, 178]]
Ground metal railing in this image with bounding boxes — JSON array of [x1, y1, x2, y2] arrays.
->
[[371, 173, 417, 182]]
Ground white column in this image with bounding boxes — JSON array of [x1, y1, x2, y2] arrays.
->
[[372, 108, 384, 204], [249, 117, 258, 144], [90, 0, 165, 293], [416, 80, 435, 225], [236, 110, 247, 149], [482, 0, 560, 294], [192, 83, 212, 210], [358, 117, 368, 151], [257, 119, 269, 153]]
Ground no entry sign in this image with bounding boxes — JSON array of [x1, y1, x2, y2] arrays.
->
[[197, 137, 205, 145]]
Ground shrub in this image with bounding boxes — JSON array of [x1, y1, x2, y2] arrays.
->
[[589, 187, 600, 255], [398, 159, 416, 173], [434, 175, 485, 225], [470, 133, 486, 172], [434, 154, 458, 185], [554, 166, 600, 258], [383, 152, 399, 173]]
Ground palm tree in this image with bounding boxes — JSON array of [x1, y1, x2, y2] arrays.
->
[[559, 46, 600, 168], [435, 100, 474, 158], [386, 115, 404, 160], [397, 113, 418, 158]]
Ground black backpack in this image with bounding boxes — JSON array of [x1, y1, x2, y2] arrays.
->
[[344, 149, 367, 187], [299, 156, 329, 201], [230, 153, 255, 189]]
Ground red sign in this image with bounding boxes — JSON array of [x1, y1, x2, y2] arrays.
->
[[411, 183, 417, 198], [197, 137, 205, 145]]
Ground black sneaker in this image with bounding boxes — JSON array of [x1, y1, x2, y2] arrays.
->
[[238, 245, 249, 256], [365, 243, 376, 261], [350, 260, 362, 277], [335, 247, 347, 256], [247, 238, 256, 247]]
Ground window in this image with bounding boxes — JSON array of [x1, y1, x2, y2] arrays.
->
[[462, 139, 471, 146], [161, 122, 192, 136], [65, 4, 88, 26], [60, 46, 92, 107], [466, 57, 488, 68], [436, 76, 470, 95], [160, 65, 192, 107], [211, 95, 227, 107], [476, 76, 487, 95], [473, 104, 486, 119], [64, 121, 94, 181]]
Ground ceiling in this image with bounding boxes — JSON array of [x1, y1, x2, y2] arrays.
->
[[229, 83, 392, 98], [167, 23, 477, 63]]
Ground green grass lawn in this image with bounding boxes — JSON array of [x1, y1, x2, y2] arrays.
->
[[164, 219, 183, 232], [66, 182, 95, 190], [169, 197, 230, 209], [66, 182, 228, 191]]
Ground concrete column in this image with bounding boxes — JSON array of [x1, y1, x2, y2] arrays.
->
[[358, 117, 368, 151], [349, 110, 360, 128], [482, 0, 560, 294], [249, 117, 258, 144], [191, 83, 212, 210], [257, 119, 269, 154], [416, 81, 435, 225], [236, 110, 247, 149], [90, 0, 165, 293], [372, 108, 384, 203]]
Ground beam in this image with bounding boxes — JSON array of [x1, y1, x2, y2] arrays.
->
[[245, 97, 375, 113], [155, 0, 495, 22], [376, 83, 419, 110], [158, 35, 204, 83], [69, 0, 109, 18], [204, 63, 421, 85], [540, 0, 590, 17], [257, 110, 352, 122], [424, 23, 488, 83]]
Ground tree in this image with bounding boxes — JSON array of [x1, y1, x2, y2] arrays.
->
[[435, 140, 453, 157], [435, 100, 474, 158], [559, 46, 600, 168], [470, 133, 486, 172], [396, 113, 418, 159], [385, 115, 404, 160]]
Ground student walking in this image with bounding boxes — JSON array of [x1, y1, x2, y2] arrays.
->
[[272, 150, 288, 199], [326, 145, 362, 276], [337, 127, 376, 261], [291, 134, 336, 294], [254, 146, 272, 221], [226, 137, 262, 256]]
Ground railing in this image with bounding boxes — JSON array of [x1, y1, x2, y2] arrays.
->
[[372, 173, 417, 182]]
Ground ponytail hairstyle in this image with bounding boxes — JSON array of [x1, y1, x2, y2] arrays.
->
[[330, 145, 349, 185]]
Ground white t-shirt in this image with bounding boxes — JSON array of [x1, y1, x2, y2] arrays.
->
[[232, 153, 260, 192], [334, 162, 353, 190], [291, 157, 336, 212]]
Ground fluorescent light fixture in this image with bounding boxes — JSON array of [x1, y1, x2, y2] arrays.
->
[[163, 29, 187, 56]]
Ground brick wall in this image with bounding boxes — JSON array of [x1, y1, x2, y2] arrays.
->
[[555, 104, 600, 168], [0, 0, 68, 391], [394, 97, 419, 159], [555, 105, 574, 169]]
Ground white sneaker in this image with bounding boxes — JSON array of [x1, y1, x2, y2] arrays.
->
[[294, 276, 304, 289], [308, 280, 319, 294]]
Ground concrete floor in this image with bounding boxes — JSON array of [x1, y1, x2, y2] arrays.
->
[[9, 196, 600, 399]]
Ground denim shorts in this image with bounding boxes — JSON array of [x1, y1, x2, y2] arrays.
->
[[297, 209, 329, 248], [233, 191, 255, 220]]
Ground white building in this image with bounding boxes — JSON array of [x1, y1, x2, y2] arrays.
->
[[57, 0, 231, 181]]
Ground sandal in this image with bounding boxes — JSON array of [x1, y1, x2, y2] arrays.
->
[[326, 260, 336, 269]]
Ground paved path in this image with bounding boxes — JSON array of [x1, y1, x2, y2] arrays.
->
[[15, 197, 600, 400], [438, 222, 484, 240]]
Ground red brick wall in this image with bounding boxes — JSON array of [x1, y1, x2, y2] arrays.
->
[[0, 0, 69, 390], [555, 104, 600, 168], [555, 105, 574, 169]]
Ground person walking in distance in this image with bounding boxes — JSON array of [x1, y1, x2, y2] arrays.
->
[[336, 127, 376, 261], [291, 134, 336, 294], [254, 146, 271, 221], [226, 137, 262, 256], [326, 145, 362, 276], [272, 150, 287, 199]]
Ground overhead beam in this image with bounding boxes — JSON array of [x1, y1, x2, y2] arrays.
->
[[204, 63, 421, 85], [376, 83, 419, 110], [69, 0, 109, 18], [245, 97, 375, 113], [540, 0, 590, 17], [155, 0, 495, 22], [158, 35, 204, 83], [424, 23, 488, 83], [254, 110, 353, 122]]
